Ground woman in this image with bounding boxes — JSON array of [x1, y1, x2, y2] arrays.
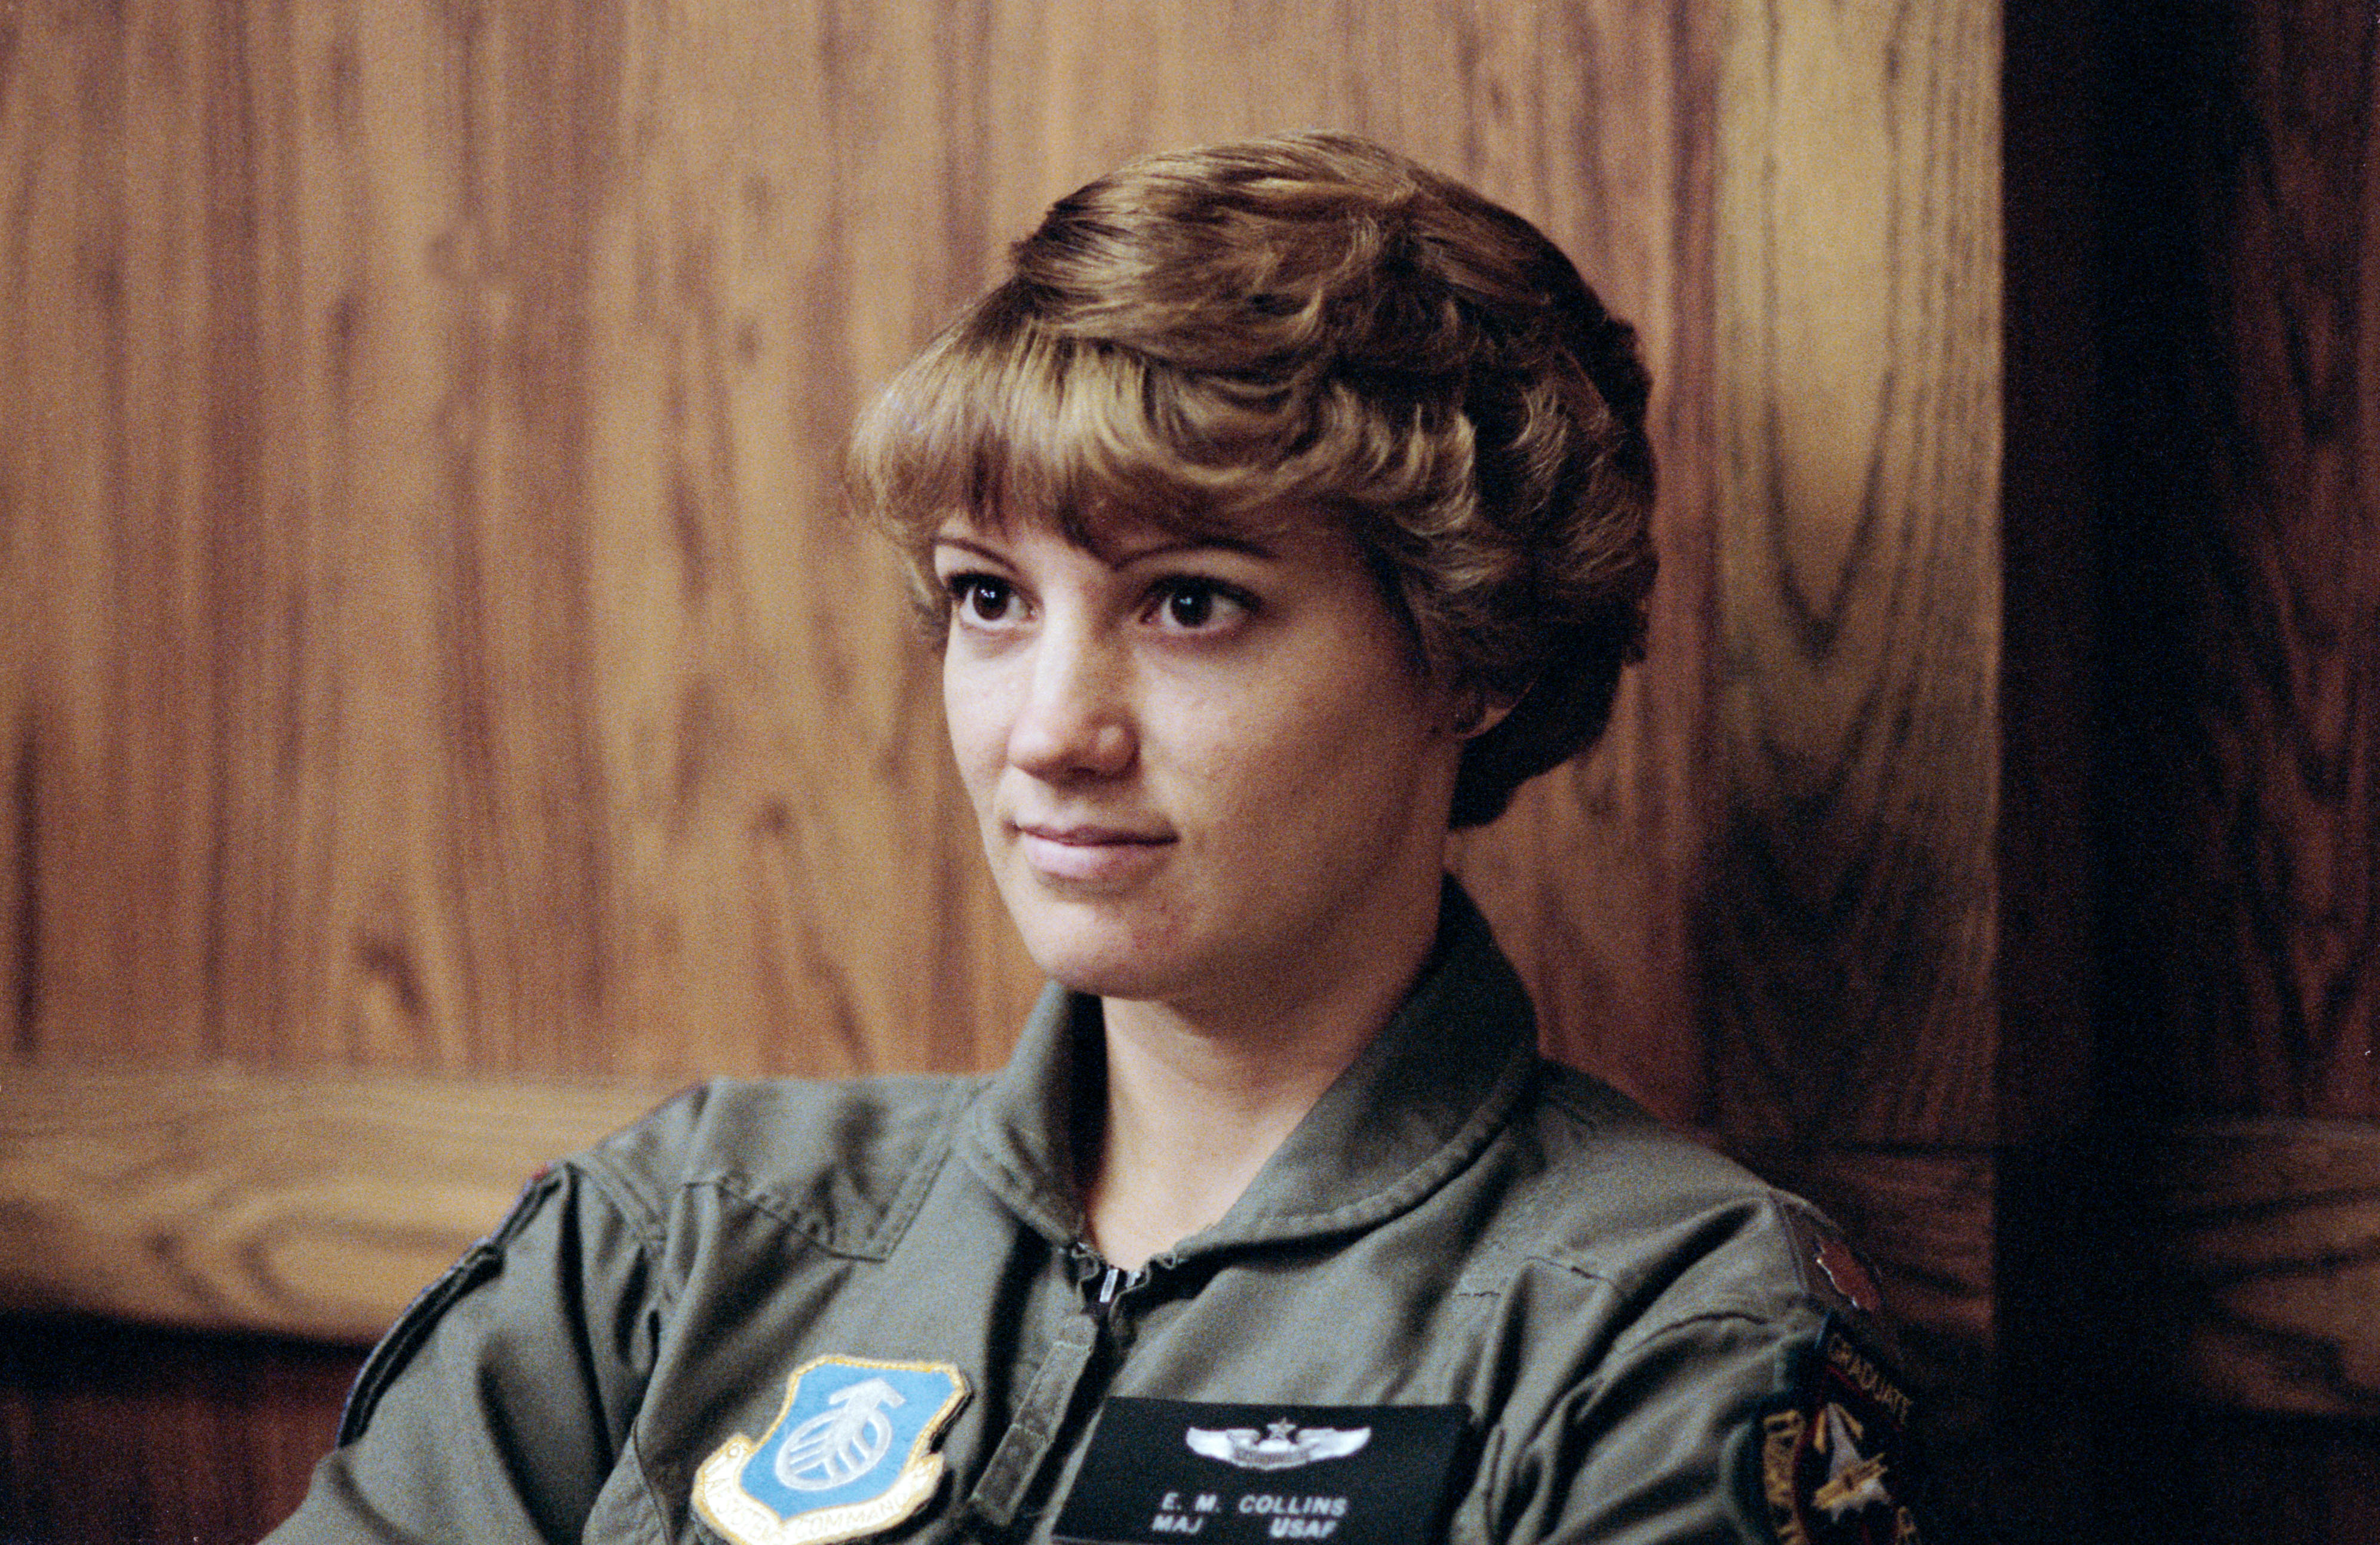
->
[[272, 132, 1928, 1545]]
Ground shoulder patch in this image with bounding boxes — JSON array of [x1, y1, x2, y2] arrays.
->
[[1747, 1319, 1924, 1545]]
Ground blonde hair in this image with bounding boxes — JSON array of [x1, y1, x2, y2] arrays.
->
[[848, 130, 1656, 827]]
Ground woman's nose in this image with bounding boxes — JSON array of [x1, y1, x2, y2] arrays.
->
[[1007, 622, 1136, 781]]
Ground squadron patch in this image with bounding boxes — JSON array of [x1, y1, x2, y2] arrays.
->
[[693, 1355, 970, 1545], [1749, 1322, 1923, 1545]]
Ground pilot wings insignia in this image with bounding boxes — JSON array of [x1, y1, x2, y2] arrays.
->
[[1186, 1417, 1371, 1471]]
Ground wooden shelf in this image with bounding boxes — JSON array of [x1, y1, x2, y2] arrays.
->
[[0, 1064, 672, 1344]]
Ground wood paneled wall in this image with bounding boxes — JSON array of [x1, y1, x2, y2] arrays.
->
[[1709, 0, 2001, 1153], [1703, 1, 2003, 1517], [79, 0, 2380, 1532], [2096, 0, 2380, 1126], [2060, 2, 2380, 1540], [95, 4, 2380, 1541], [1, 0, 1713, 1092], [1, 3, 1783, 1538]]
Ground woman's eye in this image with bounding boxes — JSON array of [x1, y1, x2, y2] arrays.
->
[[1147, 578, 1249, 633], [947, 574, 1017, 624]]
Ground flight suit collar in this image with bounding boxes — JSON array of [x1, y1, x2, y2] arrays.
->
[[957, 878, 1543, 1260]]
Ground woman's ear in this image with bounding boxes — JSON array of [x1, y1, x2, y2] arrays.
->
[[1444, 682, 1519, 741]]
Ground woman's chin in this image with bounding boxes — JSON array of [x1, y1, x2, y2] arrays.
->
[[1011, 912, 1199, 1006], [1022, 942, 1178, 1005]]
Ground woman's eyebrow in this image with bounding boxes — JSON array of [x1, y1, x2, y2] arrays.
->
[[1106, 533, 1278, 567], [930, 534, 1011, 564], [933, 530, 1280, 568]]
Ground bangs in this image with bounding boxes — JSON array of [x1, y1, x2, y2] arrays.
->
[[847, 281, 1306, 571]]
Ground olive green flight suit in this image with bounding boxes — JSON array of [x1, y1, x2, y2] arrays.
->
[[267, 885, 1917, 1544]]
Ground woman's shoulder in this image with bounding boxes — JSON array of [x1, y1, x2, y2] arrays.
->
[[1484, 1059, 1888, 1330], [1470, 1063, 1934, 1544], [556, 1071, 991, 1257]]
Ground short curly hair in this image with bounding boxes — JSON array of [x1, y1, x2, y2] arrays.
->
[[847, 130, 1656, 827]]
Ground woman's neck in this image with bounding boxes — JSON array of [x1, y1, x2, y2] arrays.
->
[[1082, 884, 1444, 1270]]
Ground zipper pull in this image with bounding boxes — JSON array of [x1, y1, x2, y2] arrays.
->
[[1087, 1260, 1148, 1320]]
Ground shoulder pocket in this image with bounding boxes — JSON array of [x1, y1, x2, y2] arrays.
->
[[336, 1167, 561, 1445]]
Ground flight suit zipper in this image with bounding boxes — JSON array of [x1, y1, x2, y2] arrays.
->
[[957, 1248, 1154, 1540]]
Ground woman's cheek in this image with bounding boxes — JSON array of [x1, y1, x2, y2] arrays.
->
[[943, 655, 1009, 797]]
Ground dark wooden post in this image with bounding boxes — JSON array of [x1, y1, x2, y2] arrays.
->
[[2088, 2, 2380, 1538]]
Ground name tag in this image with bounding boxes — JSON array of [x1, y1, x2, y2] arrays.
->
[[1052, 1399, 1470, 1545]]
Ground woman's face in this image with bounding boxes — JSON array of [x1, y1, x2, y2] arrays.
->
[[934, 510, 1467, 1021]]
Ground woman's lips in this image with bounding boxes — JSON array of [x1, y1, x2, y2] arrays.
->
[[1014, 823, 1175, 886]]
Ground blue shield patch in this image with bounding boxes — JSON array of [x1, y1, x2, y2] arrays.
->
[[693, 1356, 971, 1545]]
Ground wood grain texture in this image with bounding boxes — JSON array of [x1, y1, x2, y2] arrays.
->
[[1993, 8, 2380, 1540], [1436, 0, 1716, 1122], [2129, 1119, 2380, 1419], [1707, 0, 2003, 1147], [0, 1063, 671, 1340], [0, 0, 1714, 1116], [2022, 1116, 2380, 1545], [2099, 0, 2380, 1120]]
